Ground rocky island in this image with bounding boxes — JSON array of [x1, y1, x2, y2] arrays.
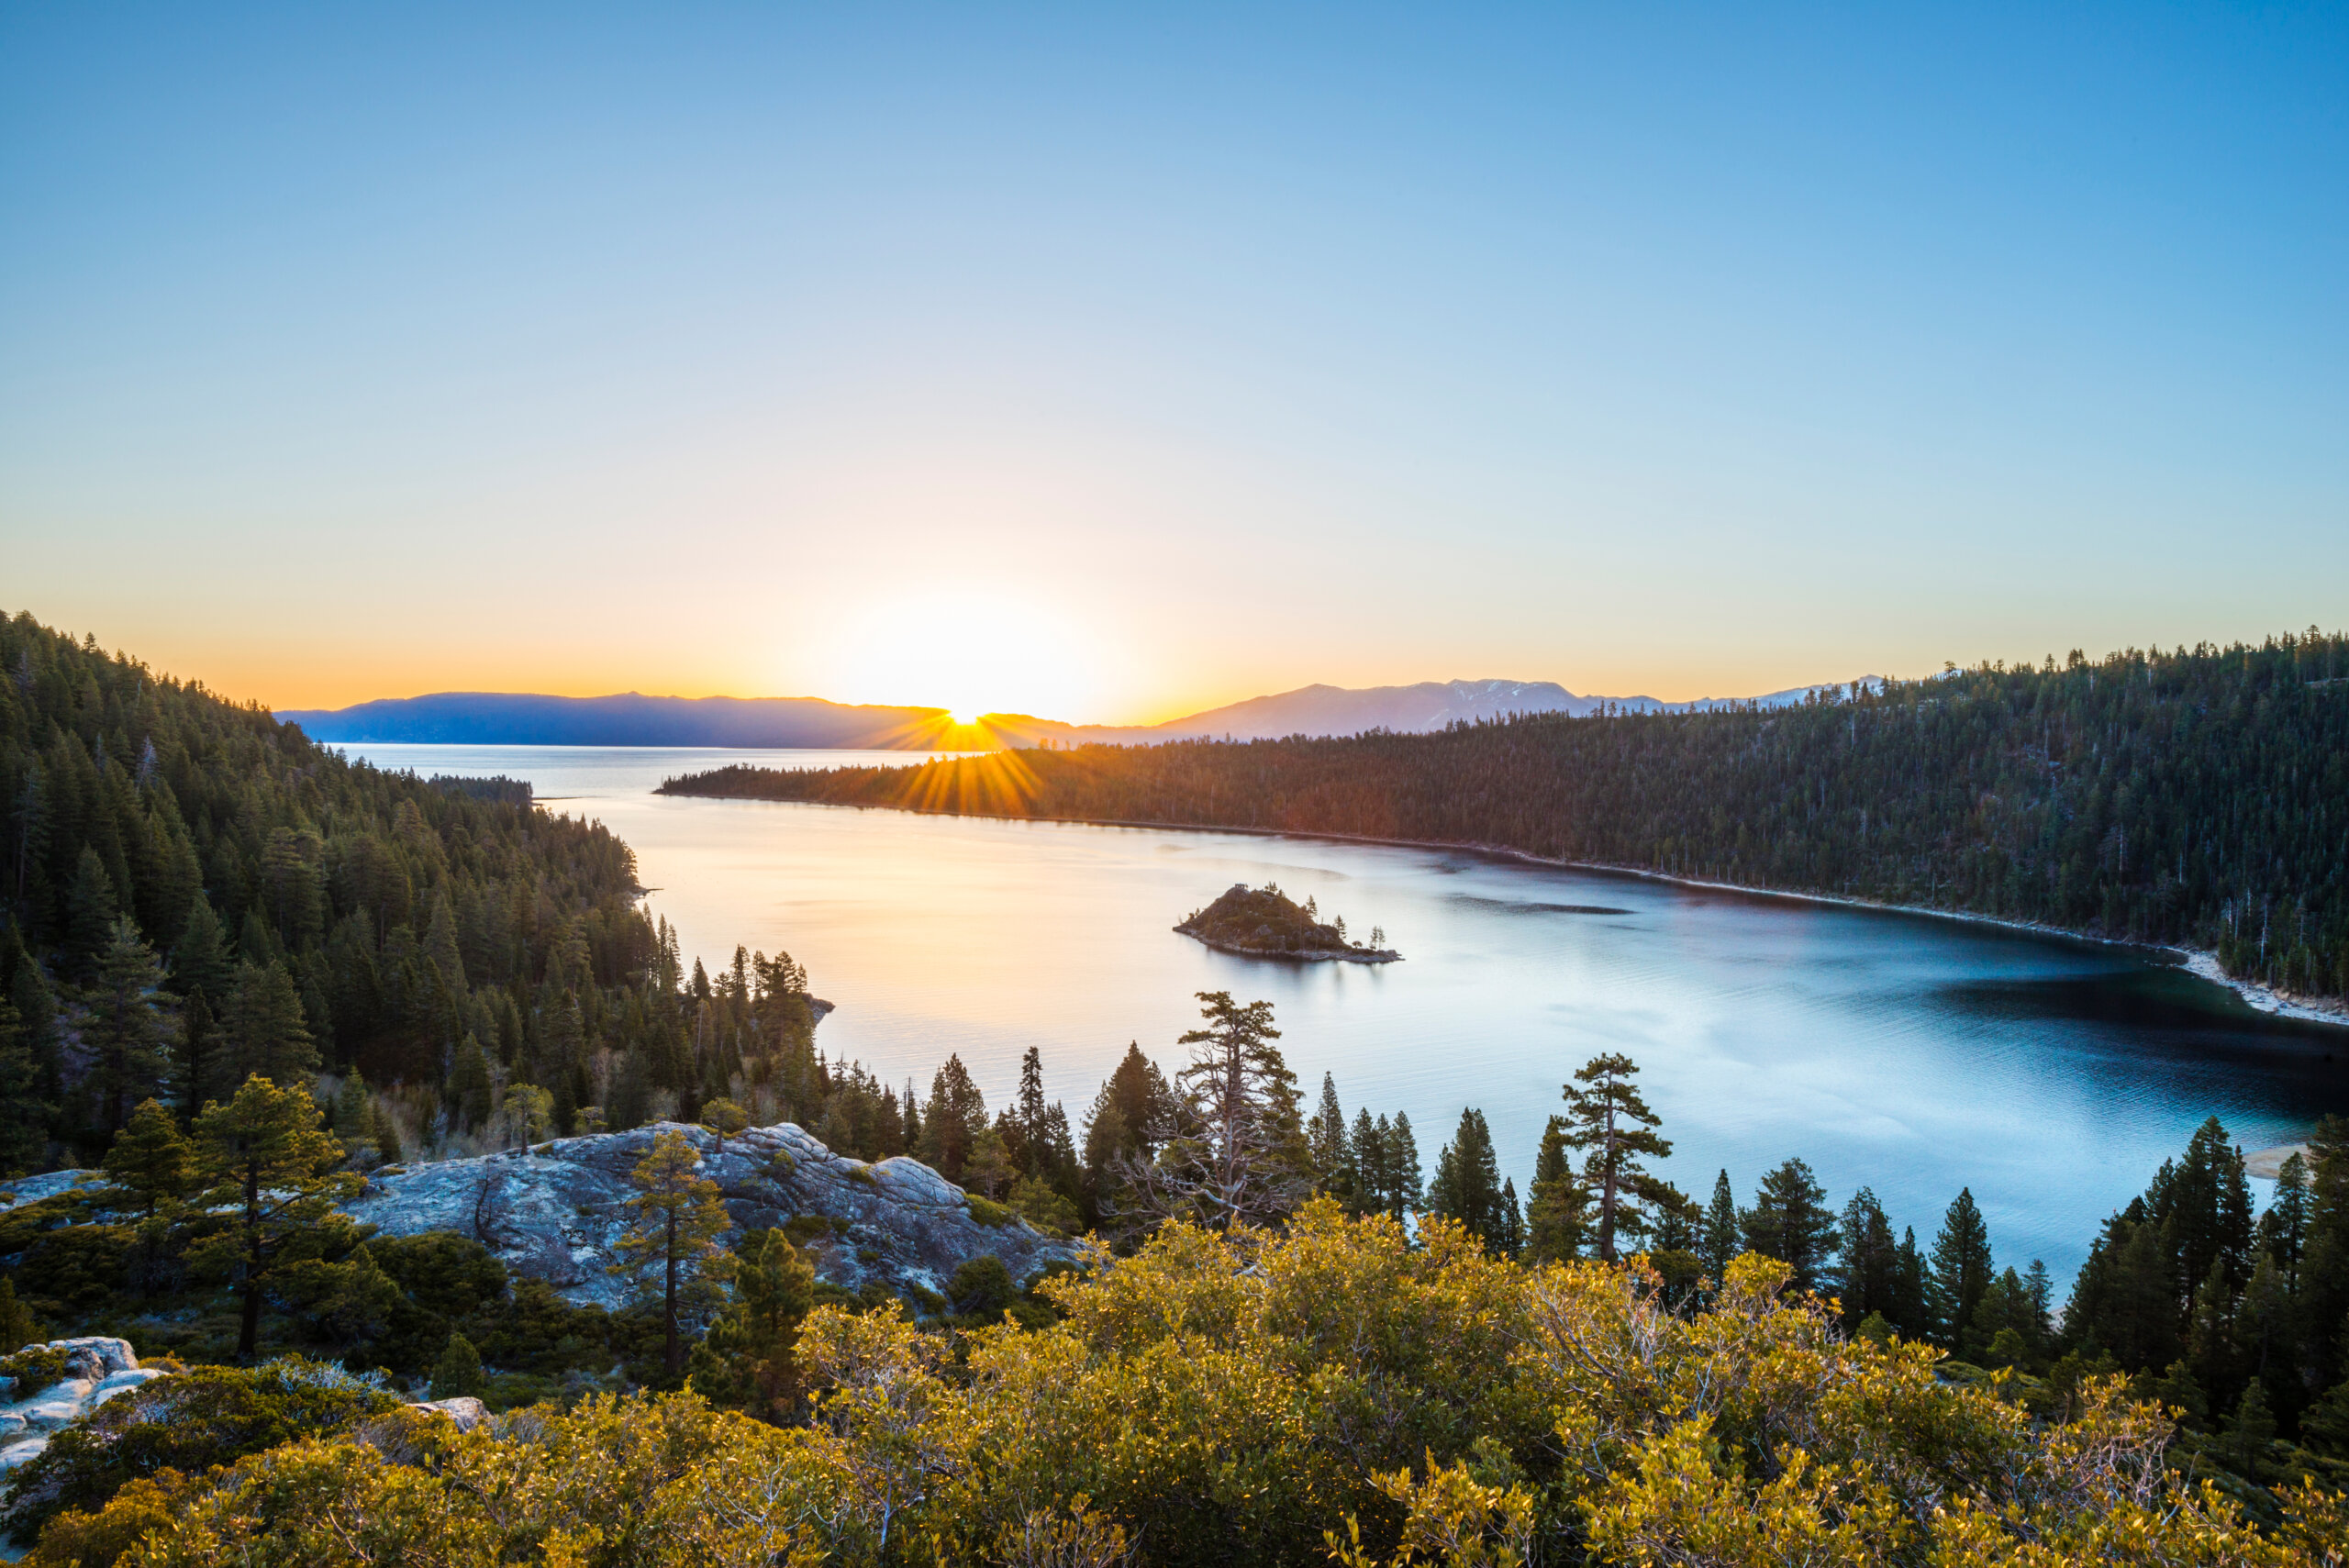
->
[[1174, 882, 1399, 962]]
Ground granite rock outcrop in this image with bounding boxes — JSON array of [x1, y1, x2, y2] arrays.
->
[[345, 1121, 1081, 1309]]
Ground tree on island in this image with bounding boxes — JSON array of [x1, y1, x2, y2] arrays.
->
[[1558, 1052, 1674, 1262], [612, 1129, 736, 1382]]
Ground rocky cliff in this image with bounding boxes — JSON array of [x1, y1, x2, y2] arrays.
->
[[347, 1121, 1081, 1309]]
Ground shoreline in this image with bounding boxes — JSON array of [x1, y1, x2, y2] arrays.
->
[[663, 789, 2349, 1032], [1175, 929, 1402, 965]]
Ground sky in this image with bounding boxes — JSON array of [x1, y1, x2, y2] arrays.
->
[[3, 3, 2343, 723]]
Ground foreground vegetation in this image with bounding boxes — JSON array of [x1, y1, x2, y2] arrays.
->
[[663, 629, 2349, 1003], [16, 1208, 2349, 1567], [9, 992, 2349, 1563]]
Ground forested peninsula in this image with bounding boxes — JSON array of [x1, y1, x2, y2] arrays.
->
[[662, 630, 2349, 1006], [0, 611, 848, 1168]]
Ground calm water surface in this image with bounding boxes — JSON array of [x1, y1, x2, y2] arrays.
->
[[353, 744, 2349, 1285]]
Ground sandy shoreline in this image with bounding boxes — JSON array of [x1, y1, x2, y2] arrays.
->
[[679, 793, 2349, 1033]]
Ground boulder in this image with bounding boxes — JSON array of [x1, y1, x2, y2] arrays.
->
[[406, 1396, 488, 1432], [345, 1121, 1082, 1309], [0, 1337, 160, 1474]]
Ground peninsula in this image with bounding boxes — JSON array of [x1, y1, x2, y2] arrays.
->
[[1174, 883, 1400, 962]]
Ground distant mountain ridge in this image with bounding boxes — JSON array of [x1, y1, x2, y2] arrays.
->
[[989, 675, 1877, 746], [278, 691, 957, 749], [281, 676, 1872, 750]]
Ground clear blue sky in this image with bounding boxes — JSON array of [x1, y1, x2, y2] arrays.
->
[[4, 3, 2343, 720]]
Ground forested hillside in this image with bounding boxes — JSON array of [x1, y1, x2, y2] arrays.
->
[[0, 612, 845, 1170], [666, 630, 2349, 1001]]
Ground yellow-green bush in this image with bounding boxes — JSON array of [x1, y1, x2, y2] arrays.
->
[[35, 1201, 2348, 1567]]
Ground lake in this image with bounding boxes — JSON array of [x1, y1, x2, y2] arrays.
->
[[353, 742, 2349, 1285]]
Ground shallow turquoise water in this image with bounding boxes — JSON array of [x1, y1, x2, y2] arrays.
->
[[353, 743, 2349, 1287]]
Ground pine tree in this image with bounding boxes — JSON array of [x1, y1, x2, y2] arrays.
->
[[83, 916, 176, 1137], [63, 846, 118, 977], [1700, 1170, 1740, 1282], [1308, 1073, 1352, 1197], [422, 890, 468, 994], [2254, 1151, 2310, 1289], [1741, 1157, 1837, 1293], [1429, 1107, 1513, 1255], [1120, 993, 1307, 1231], [920, 1054, 987, 1181], [2154, 1118, 2255, 1296], [1558, 1052, 1671, 1261], [222, 960, 316, 1088], [1525, 1117, 1591, 1262], [451, 1034, 495, 1132], [610, 1129, 737, 1382], [99, 1096, 194, 1218], [1893, 1226, 1929, 1340], [0, 1276, 36, 1353], [429, 1331, 486, 1399], [188, 1074, 360, 1359], [2219, 1379, 2275, 1480], [332, 1073, 370, 1146], [1928, 1188, 1995, 1350], [963, 1126, 1015, 1198], [1833, 1188, 1898, 1329], [1384, 1113, 1423, 1223], [0, 998, 51, 1173], [688, 1226, 815, 1424], [701, 1096, 750, 1165], [170, 894, 236, 1008], [1015, 1045, 1051, 1177], [1352, 1108, 1387, 1219], [179, 991, 218, 1116]]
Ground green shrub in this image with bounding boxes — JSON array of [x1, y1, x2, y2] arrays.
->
[[367, 1233, 508, 1322], [465, 1278, 611, 1378], [782, 1215, 830, 1245], [6, 1224, 131, 1320], [429, 1332, 486, 1400], [947, 1255, 1016, 1320], [1007, 1175, 1080, 1236], [964, 1195, 1014, 1228]]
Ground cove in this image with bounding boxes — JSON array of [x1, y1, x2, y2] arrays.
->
[[351, 743, 2349, 1286]]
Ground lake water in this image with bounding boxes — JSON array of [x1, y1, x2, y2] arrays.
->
[[353, 743, 2349, 1286]]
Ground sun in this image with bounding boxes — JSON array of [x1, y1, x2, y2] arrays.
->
[[816, 589, 1112, 721]]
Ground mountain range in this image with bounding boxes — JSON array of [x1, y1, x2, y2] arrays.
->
[[280, 676, 1871, 751]]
